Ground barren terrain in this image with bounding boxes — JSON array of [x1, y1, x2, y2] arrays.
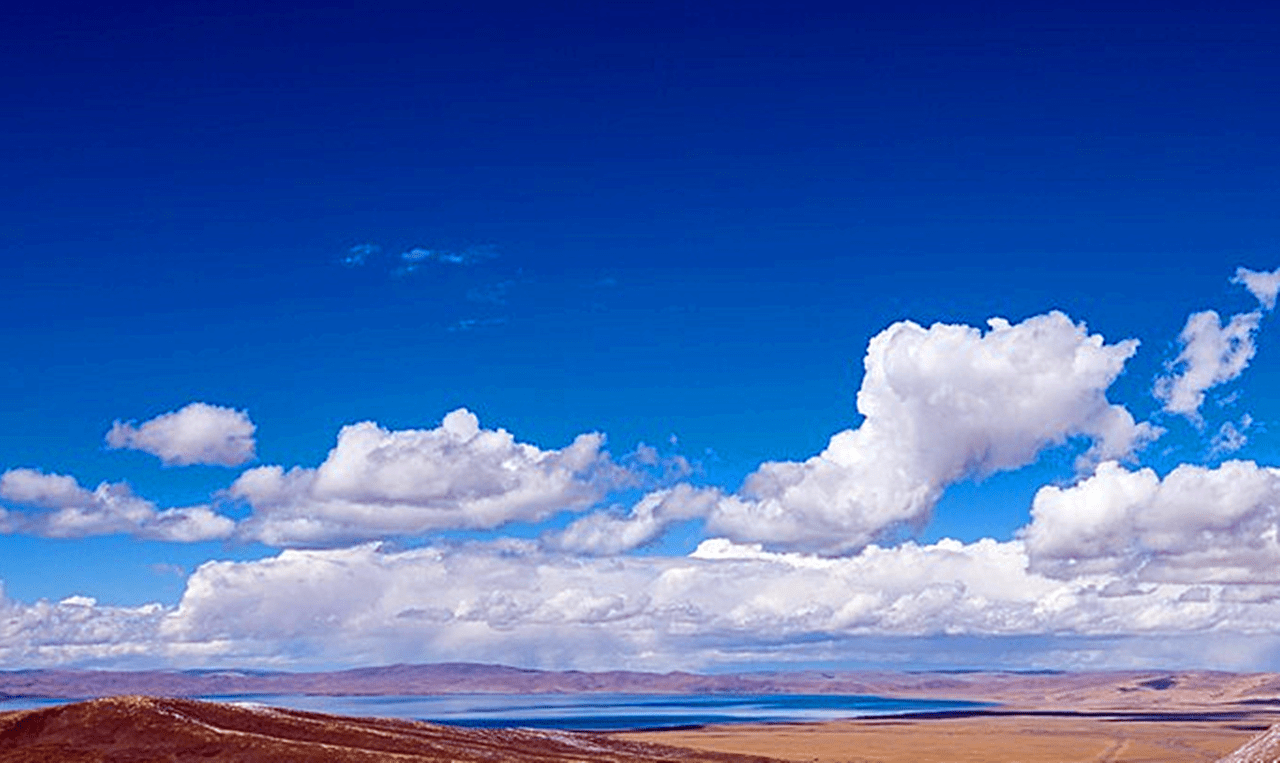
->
[[626, 713, 1272, 763], [623, 671, 1280, 763], [6, 668, 1280, 762]]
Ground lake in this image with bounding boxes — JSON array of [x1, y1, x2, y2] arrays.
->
[[0, 692, 990, 730]]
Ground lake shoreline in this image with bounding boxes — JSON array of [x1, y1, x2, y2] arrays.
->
[[4, 693, 1277, 762], [0, 690, 993, 731]]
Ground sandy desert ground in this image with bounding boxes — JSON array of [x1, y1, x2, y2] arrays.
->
[[623, 670, 1280, 763], [624, 713, 1272, 763]]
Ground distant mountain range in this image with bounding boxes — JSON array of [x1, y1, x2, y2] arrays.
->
[[0, 662, 910, 699]]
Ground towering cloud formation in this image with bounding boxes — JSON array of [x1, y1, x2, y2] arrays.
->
[[1154, 310, 1261, 421], [0, 469, 233, 542], [106, 403, 257, 467], [706, 312, 1156, 554], [233, 408, 626, 546], [551, 311, 1156, 556]]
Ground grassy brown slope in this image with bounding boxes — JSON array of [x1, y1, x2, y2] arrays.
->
[[0, 696, 780, 763]]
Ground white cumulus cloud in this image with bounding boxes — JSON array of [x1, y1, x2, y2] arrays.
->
[[548, 484, 721, 555], [7, 534, 1280, 670], [0, 588, 170, 668], [698, 312, 1157, 555], [0, 468, 234, 542], [232, 408, 627, 546], [1234, 266, 1280, 311], [1023, 459, 1280, 582], [1154, 310, 1261, 421], [148, 537, 1280, 672], [106, 402, 257, 467]]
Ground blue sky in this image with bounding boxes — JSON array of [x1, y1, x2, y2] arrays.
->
[[3, 1, 1280, 671]]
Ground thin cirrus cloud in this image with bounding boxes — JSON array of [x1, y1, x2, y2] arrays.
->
[[340, 242, 498, 274], [399, 245, 497, 266], [341, 243, 381, 267], [447, 317, 508, 332], [553, 311, 1161, 556], [465, 280, 514, 305], [0, 468, 234, 542], [394, 245, 499, 276], [231, 408, 632, 546], [106, 402, 256, 467]]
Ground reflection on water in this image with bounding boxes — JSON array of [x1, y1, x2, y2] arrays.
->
[[0, 692, 988, 731]]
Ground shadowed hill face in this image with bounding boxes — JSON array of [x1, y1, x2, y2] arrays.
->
[[0, 696, 778, 763]]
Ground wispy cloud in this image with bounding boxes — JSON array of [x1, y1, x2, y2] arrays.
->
[[396, 244, 498, 275], [339, 242, 499, 275], [1234, 266, 1280, 311], [338, 242, 512, 327], [341, 243, 381, 267], [1210, 414, 1254, 456], [447, 317, 507, 332], [465, 280, 514, 305], [1154, 309, 1261, 422]]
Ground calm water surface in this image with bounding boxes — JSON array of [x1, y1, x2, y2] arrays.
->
[[0, 693, 989, 730]]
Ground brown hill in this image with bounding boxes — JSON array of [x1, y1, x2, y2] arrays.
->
[[0, 695, 780, 763]]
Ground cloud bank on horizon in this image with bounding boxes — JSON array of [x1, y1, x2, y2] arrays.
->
[[4, 266, 1280, 672]]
